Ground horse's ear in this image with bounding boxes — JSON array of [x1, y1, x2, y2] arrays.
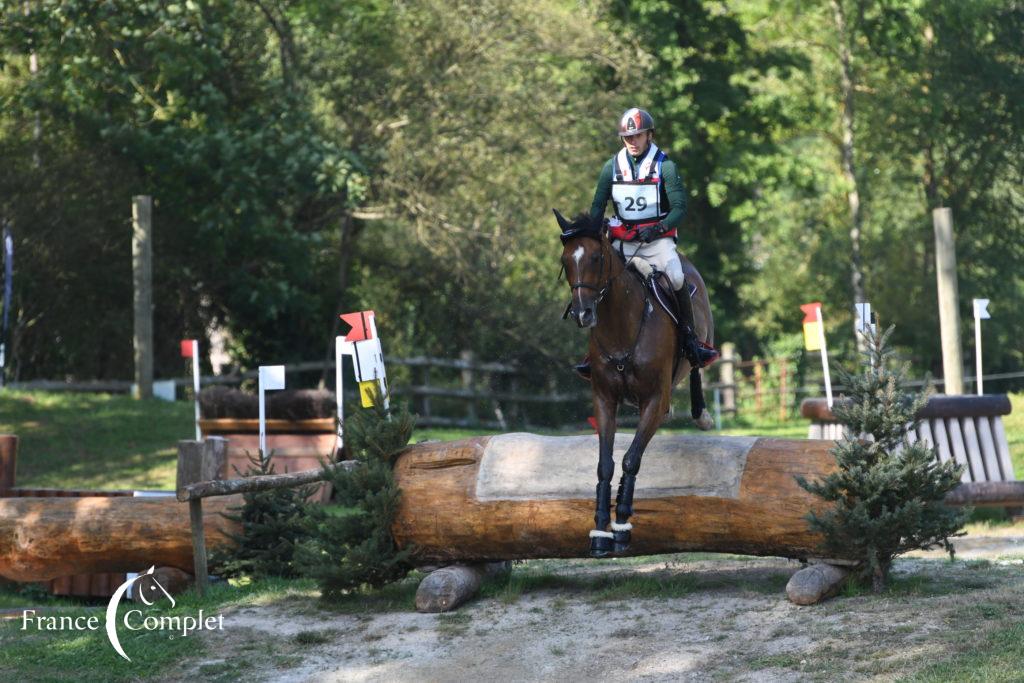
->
[[552, 208, 572, 232]]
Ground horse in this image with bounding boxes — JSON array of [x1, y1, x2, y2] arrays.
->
[[554, 209, 715, 558]]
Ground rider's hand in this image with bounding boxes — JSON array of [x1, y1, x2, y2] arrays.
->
[[636, 223, 664, 243]]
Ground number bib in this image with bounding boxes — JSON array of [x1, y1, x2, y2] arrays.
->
[[611, 182, 661, 222]]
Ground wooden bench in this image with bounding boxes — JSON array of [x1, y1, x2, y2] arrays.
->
[[801, 395, 1017, 485]]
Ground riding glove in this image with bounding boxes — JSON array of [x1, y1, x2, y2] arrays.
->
[[636, 223, 666, 243]]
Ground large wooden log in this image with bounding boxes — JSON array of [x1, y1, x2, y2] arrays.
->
[[391, 434, 844, 562], [0, 495, 242, 582]]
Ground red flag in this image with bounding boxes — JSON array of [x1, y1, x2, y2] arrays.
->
[[339, 310, 376, 342], [587, 416, 598, 433], [799, 302, 822, 323], [180, 339, 195, 358]]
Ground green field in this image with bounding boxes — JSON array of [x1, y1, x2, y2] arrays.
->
[[0, 390, 1020, 491]]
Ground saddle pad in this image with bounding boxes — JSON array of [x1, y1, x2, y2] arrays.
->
[[474, 432, 756, 502]]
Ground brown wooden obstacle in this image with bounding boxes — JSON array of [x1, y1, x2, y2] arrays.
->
[[392, 433, 845, 562], [0, 493, 242, 583], [802, 395, 1017, 485]]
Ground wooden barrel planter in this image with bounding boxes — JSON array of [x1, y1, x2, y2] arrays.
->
[[198, 418, 337, 503]]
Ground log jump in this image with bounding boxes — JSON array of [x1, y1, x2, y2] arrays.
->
[[1, 432, 1021, 586]]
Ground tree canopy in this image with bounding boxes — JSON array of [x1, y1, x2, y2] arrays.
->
[[0, 0, 1020, 396]]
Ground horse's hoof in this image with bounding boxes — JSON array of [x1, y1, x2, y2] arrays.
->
[[589, 531, 614, 558], [694, 408, 714, 431], [612, 529, 631, 554]]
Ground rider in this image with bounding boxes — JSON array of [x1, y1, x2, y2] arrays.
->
[[576, 107, 718, 379]]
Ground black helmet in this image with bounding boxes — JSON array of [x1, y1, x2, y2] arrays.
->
[[618, 108, 655, 137]]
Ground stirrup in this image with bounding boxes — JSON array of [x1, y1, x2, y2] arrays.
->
[[574, 361, 592, 381], [684, 338, 719, 369]]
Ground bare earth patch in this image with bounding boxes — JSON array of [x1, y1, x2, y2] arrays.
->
[[161, 537, 1024, 682]]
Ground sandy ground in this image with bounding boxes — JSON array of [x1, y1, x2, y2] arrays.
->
[[161, 532, 1024, 683]]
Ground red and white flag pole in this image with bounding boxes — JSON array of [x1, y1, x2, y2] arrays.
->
[[180, 339, 201, 440]]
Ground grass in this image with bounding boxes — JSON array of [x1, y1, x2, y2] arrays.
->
[[0, 390, 193, 490], [0, 575, 319, 683], [3, 389, 1020, 491], [904, 620, 1024, 682]]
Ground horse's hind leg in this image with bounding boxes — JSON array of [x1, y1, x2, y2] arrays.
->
[[690, 367, 713, 431], [590, 392, 618, 558], [612, 396, 666, 553]]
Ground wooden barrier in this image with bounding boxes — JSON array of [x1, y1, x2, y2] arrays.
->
[[801, 395, 1017, 485]]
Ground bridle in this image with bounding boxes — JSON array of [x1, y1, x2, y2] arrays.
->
[[560, 234, 649, 372]]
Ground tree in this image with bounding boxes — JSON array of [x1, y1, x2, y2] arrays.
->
[[797, 326, 967, 591]]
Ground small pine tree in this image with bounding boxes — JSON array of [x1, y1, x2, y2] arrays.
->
[[295, 399, 416, 601], [211, 450, 319, 579], [797, 326, 968, 591]]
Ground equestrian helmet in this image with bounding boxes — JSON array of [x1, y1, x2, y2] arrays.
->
[[618, 108, 655, 137]]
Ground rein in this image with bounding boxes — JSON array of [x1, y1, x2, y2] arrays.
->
[[564, 236, 651, 373]]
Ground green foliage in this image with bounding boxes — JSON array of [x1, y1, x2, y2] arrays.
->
[[797, 326, 968, 591], [295, 400, 416, 601], [212, 451, 320, 579]]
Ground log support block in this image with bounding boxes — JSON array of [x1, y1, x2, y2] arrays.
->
[[416, 564, 486, 613], [786, 563, 851, 605]]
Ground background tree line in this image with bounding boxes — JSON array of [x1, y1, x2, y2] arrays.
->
[[0, 0, 1021, 398]]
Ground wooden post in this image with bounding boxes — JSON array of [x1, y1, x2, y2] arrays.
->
[[720, 343, 737, 416], [175, 437, 228, 596], [754, 361, 764, 413], [188, 498, 208, 596], [460, 350, 476, 424], [933, 207, 963, 394], [779, 359, 789, 421], [132, 195, 154, 399], [0, 435, 16, 493]]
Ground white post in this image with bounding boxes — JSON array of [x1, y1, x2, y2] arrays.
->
[[335, 336, 345, 453], [257, 365, 286, 459], [191, 340, 201, 440], [973, 298, 990, 395], [368, 315, 389, 411], [816, 306, 833, 408]]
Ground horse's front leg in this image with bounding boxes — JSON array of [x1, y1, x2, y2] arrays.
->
[[589, 389, 619, 558], [613, 394, 668, 553]]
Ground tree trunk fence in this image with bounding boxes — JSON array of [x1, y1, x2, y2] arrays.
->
[[11, 352, 1024, 428]]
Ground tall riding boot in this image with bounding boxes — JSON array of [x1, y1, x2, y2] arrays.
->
[[674, 287, 719, 368]]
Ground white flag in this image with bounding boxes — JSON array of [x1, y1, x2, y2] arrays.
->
[[258, 365, 286, 390], [973, 298, 991, 320]]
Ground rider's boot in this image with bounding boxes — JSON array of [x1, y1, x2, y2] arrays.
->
[[675, 287, 719, 368]]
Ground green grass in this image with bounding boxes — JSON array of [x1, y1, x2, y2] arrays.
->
[[0, 576, 319, 683], [4, 389, 1020, 491], [0, 390, 193, 490], [904, 620, 1024, 682]]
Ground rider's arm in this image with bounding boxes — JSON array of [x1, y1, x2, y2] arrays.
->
[[659, 159, 688, 231], [589, 158, 615, 222]]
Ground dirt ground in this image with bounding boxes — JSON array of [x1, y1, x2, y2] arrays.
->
[[164, 533, 1024, 683]]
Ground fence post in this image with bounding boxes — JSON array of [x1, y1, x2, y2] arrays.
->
[[418, 364, 432, 419], [132, 195, 154, 399], [779, 359, 789, 421], [0, 434, 16, 493], [754, 360, 764, 414], [176, 437, 228, 596], [460, 350, 477, 425], [720, 343, 737, 416]]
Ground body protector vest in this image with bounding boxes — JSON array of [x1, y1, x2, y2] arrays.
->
[[608, 143, 675, 242]]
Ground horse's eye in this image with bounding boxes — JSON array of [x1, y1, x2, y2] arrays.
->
[[591, 253, 600, 262]]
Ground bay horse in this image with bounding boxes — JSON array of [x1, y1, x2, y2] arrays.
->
[[555, 209, 715, 558]]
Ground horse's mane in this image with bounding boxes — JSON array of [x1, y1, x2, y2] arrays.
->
[[559, 212, 604, 243]]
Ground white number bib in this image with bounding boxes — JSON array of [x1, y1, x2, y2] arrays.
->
[[611, 183, 661, 222]]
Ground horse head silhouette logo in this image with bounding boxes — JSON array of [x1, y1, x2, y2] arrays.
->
[[105, 566, 175, 662]]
